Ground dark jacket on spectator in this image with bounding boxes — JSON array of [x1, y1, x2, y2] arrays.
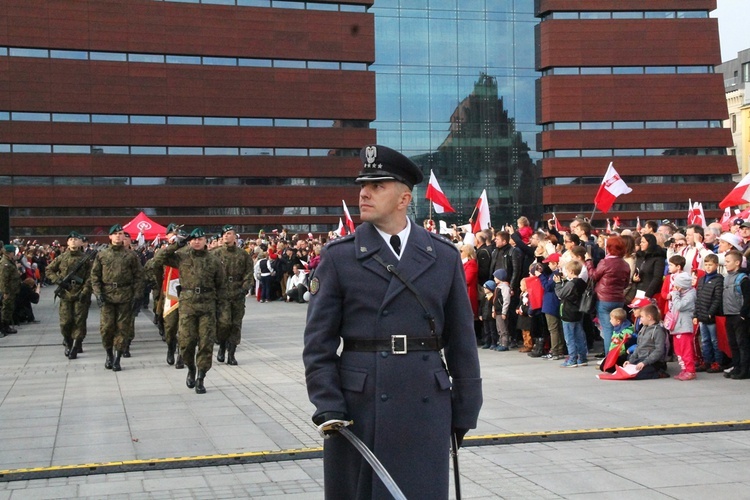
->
[[538, 268, 561, 317], [635, 236, 666, 298], [555, 277, 586, 322], [694, 271, 723, 324], [592, 255, 632, 304], [490, 243, 523, 291]]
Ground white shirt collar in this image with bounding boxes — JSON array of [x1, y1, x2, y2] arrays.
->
[[374, 219, 411, 260]]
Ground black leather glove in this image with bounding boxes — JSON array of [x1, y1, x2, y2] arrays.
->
[[59, 281, 71, 291], [452, 428, 469, 448]]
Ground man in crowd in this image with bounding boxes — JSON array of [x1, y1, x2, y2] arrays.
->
[[46, 231, 93, 359], [90, 224, 145, 371], [213, 224, 253, 366], [0, 244, 20, 335]]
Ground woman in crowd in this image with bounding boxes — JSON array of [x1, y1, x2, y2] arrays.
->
[[591, 236, 632, 355], [461, 244, 479, 321], [633, 233, 666, 299]]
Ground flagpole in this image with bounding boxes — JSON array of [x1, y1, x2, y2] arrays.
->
[[468, 205, 478, 227], [589, 207, 596, 224]]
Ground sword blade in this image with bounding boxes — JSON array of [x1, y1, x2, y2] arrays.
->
[[337, 427, 407, 500]]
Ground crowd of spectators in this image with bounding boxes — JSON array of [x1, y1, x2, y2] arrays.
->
[[449, 215, 750, 381]]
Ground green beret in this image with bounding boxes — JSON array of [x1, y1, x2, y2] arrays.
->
[[166, 223, 178, 234], [3, 244, 15, 253], [109, 224, 123, 235], [68, 231, 83, 239], [187, 228, 206, 240], [221, 224, 235, 235]]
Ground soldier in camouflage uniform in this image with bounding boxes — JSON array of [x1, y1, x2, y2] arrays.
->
[[120, 231, 142, 358], [90, 224, 145, 371], [46, 231, 94, 359], [1, 244, 21, 335], [153, 228, 224, 394], [212, 224, 254, 365]]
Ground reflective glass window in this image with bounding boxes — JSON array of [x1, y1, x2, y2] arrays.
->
[[129, 53, 165, 63], [275, 148, 307, 156], [168, 147, 203, 155], [238, 0, 270, 5], [203, 0, 234, 4], [274, 60, 306, 69], [308, 3, 337, 11], [13, 144, 52, 153], [92, 114, 128, 123], [54, 177, 92, 185], [132, 178, 167, 185], [53, 113, 90, 122], [168, 116, 202, 125], [205, 117, 239, 126], [581, 122, 612, 130], [273, 1, 303, 8], [0, 112, 8, 121], [613, 67, 644, 74], [677, 66, 709, 74], [309, 149, 332, 156], [241, 148, 273, 156], [645, 66, 675, 74], [554, 122, 580, 130], [341, 62, 367, 71], [203, 57, 237, 66], [53, 145, 91, 154], [579, 12, 610, 19], [93, 146, 129, 154], [9, 48, 48, 58], [11, 112, 50, 121], [15, 176, 52, 185], [613, 122, 644, 129], [645, 12, 676, 19], [553, 13, 578, 20], [131, 146, 167, 155], [553, 68, 579, 75], [275, 119, 307, 127], [238, 58, 272, 67], [554, 150, 581, 158], [309, 119, 335, 127], [50, 50, 88, 60], [90, 52, 127, 61], [131, 115, 166, 124], [205, 147, 239, 155], [613, 149, 644, 156], [308, 61, 339, 70], [0, 48, 7, 56], [581, 149, 612, 157], [677, 11, 708, 18], [93, 177, 129, 185], [240, 118, 273, 126], [0, 144, 9, 153], [580, 67, 611, 75], [646, 121, 675, 129], [612, 12, 643, 19], [166, 55, 201, 64], [339, 4, 365, 12]]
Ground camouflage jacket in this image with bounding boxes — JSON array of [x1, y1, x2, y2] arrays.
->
[[91, 244, 145, 304], [46, 248, 93, 300], [153, 243, 224, 307], [0, 254, 21, 295], [212, 243, 254, 299]]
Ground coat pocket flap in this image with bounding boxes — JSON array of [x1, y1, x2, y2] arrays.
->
[[340, 367, 368, 393], [434, 369, 452, 390]]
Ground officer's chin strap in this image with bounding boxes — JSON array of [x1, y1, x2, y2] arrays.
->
[[322, 421, 407, 500]]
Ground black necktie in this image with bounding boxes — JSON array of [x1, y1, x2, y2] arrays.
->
[[390, 234, 401, 255]]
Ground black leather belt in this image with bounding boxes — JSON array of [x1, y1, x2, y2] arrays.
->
[[343, 336, 443, 355], [184, 287, 213, 294], [104, 282, 131, 288]]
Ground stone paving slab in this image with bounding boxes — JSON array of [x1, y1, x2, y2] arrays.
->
[[1, 290, 750, 498]]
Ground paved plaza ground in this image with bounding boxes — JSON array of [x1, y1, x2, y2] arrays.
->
[[1, 291, 750, 498]]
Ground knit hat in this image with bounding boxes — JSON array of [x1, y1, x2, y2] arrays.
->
[[493, 269, 507, 281], [672, 272, 692, 290], [483, 280, 496, 292]]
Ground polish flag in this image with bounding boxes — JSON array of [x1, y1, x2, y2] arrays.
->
[[552, 212, 562, 232], [606, 219, 612, 234], [471, 189, 491, 233], [594, 163, 632, 214], [720, 173, 750, 209], [636, 216, 641, 233], [720, 207, 733, 231], [336, 218, 346, 237], [425, 170, 455, 213], [342, 200, 355, 234], [687, 200, 706, 227]]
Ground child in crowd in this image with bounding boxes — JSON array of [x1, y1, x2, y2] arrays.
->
[[624, 304, 669, 379], [554, 260, 588, 367], [693, 253, 724, 373], [666, 272, 697, 380], [516, 278, 540, 354], [492, 269, 511, 351], [661, 254, 687, 359], [525, 268, 548, 358], [722, 250, 750, 379], [599, 308, 635, 372], [479, 280, 499, 350], [538, 253, 565, 360]]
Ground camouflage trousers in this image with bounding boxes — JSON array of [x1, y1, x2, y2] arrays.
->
[[58, 297, 91, 343], [217, 297, 245, 345], [164, 308, 179, 345], [1, 291, 16, 324], [99, 302, 133, 351], [179, 309, 216, 372]]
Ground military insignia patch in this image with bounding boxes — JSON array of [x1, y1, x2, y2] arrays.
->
[[309, 277, 320, 295]]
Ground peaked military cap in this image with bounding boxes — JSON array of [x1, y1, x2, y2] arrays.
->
[[355, 144, 424, 189], [187, 228, 206, 240], [221, 224, 235, 235], [109, 224, 123, 235], [68, 231, 83, 239]]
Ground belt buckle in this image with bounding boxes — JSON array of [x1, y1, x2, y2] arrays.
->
[[194, 287, 201, 294], [110, 282, 117, 289], [391, 335, 407, 354]]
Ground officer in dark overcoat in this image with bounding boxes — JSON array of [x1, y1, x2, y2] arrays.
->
[[303, 145, 483, 499]]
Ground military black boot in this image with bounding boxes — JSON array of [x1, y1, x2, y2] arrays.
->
[[195, 370, 206, 394], [186, 367, 196, 389], [217, 341, 226, 363], [112, 351, 122, 371], [122, 344, 131, 358], [4, 323, 17, 334], [64, 338, 73, 357], [105, 348, 114, 369], [166, 340, 176, 366], [175, 351, 185, 369], [77, 341, 83, 353], [68, 339, 80, 360], [227, 343, 238, 366]]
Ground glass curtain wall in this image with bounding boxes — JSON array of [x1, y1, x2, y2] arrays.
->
[[371, 0, 541, 226]]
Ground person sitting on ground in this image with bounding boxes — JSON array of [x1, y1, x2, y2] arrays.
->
[[599, 307, 635, 373], [285, 264, 309, 303], [14, 277, 40, 324], [623, 304, 669, 380]]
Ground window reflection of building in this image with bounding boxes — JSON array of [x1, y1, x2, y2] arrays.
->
[[411, 74, 540, 224]]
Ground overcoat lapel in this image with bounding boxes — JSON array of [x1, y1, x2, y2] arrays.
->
[[355, 221, 438, 308]]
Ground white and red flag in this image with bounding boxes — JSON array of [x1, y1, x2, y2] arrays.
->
[[687, 200, 706, 227], [336, 218, 346, 237], [720, 173, 750, 209], [471, 189, 491, 233], [342, 200, 355, 234], [552, 212, 562, 232], [606, 219, 612, 234], [425, 170, 455, 213], [719, 207, 733, 231], [636, 216, 642, 233], [594, 163, 632, 214]]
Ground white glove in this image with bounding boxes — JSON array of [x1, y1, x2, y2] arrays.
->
[[316, 419, 352, 438]]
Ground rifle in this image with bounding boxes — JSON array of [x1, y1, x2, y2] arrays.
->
[[53, 249, 98, 301]]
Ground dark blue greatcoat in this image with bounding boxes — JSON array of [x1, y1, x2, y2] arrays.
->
[[303, 220, 483, 499]]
